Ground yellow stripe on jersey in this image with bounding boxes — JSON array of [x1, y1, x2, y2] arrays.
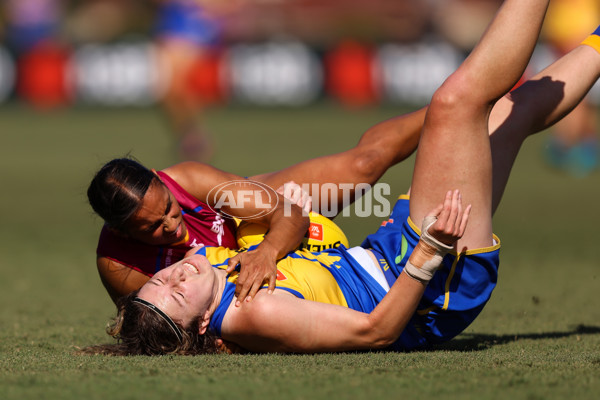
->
[[582, 34, 600, 54], [204, 247, 349, 307]]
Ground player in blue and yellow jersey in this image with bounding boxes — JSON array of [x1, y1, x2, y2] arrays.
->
[[137, 190, 469, 354], [91, 1, 600, 355], [197, 195, 489, 351]]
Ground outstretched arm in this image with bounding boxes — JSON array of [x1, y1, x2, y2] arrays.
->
[[222, 191, 469, 353], [251, 107, 427, 215]]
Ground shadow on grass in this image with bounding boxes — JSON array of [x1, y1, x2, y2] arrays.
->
[[435, 324, 600, 352]]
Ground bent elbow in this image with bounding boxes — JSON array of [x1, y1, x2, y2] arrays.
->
[[370, 334, 398, 349], [360, 319, 398, 349]]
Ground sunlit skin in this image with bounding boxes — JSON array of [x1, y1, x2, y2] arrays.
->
[[124, 180, 189, 246], [137, 254, 228, 333]]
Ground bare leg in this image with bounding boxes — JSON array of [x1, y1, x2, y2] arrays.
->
[[251, 107, 426, 213], [255, 23, 599, 222], [254, 35, 599, 220], [409, 0, 549, 250], [490, 43, 600, 213]]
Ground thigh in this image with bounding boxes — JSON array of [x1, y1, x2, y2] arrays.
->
[[409, 89, 494, 250]]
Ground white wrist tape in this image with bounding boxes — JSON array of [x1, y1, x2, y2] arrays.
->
[[403, 215, 454, 284]]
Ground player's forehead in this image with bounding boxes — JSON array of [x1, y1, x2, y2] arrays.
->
[[136, 183, 171, 217], [145, 179, 170, 202], [138, 279, 175, 313], [120, 190, 166, 235]]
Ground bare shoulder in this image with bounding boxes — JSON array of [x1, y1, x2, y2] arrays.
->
[[161, 161, 213, 184], [221, 290, 296, 333], [161, 162, 242, 199]]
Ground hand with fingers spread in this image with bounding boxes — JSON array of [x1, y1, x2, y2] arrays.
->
[[404, 190, 471, 285], [424, 189, 471, 246], [223, 180, 310, 306], [226, 241, 278, 306]]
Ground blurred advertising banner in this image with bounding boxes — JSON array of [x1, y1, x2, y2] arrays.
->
[[227, 40, 322, 106], [72, 43, 161, 106], [0, 47, 15, 102], [1, 40, 599, 108]]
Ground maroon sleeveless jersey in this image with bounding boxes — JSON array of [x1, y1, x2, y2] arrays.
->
[[96, 170, 238, 276]]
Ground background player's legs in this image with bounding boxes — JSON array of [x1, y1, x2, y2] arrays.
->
[[409, 0, 549, 250], [156, 39, 211, 160]]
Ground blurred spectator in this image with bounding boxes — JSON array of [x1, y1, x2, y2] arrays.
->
[[2, 0, 71, 107], [66, 0, 239, 160], [226, 0, 432, 45], [153, 0, 230, 161], [541, 0, 599, 177], [2, 0, 62, 55], [64, 0, 153, 44]]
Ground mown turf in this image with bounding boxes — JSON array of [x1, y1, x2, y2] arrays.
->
[[0, 103, 598, 400]]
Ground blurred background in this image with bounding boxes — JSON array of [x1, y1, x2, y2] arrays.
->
[[1, 0, 599, 171]]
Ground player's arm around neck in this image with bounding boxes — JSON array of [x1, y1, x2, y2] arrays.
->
[[225, 193, 309, 303]]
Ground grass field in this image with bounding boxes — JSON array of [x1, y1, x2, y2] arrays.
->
[[0, 102, 599, 400]]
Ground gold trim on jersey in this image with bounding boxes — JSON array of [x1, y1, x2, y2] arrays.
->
[[582, 34, 600, 54], [407, 216, 501, 254]]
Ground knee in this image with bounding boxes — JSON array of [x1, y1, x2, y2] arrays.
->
[[430, 83, 465, 114], [431, 72, 483, 113]]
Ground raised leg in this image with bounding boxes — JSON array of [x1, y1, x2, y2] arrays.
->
[[490, 38, 600, 213], [409, 0, 549, 250]]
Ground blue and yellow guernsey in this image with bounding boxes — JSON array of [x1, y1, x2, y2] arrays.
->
[[199, 195, 502, 351], [197, 245, 388, 337]]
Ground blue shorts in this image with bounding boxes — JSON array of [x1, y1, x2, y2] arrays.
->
[[154, 0, 222, 47], [362, 195, 501, 350]]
